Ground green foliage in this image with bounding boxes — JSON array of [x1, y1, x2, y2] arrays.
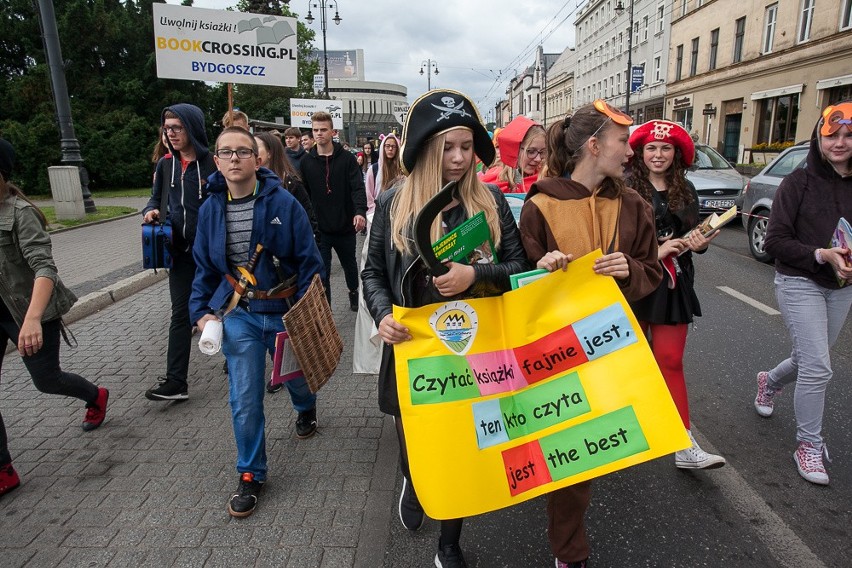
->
[[0, 0, 316, 194]]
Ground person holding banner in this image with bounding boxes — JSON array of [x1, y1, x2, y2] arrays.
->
[[626, 120, 726, 470], [362, 89, 529, 568], [189, 128, 324, 518], [519, 100, 662, 568], [757, 101, 852, 485]]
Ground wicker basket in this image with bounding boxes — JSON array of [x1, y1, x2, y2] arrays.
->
[[283, 274, 342, 393]]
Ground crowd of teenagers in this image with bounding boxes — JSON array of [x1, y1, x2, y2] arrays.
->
[[0, 92, 849, 567]]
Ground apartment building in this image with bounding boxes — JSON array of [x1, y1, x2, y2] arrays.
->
[[543, 46, 578, 126], [666, 0, 852, 162], [573, 0, 673, 122]]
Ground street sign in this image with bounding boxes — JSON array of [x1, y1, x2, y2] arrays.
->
[[702, 107, 717, 116], [392, 102, 410, 126], [630, 65, 644, 93]]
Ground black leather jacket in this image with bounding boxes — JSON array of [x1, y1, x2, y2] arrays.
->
[[362, 183, 529, 415]]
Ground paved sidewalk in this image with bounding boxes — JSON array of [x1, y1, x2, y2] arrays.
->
[[0, 272, 397, 567]]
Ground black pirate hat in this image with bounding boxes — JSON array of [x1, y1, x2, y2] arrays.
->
[[400, 89, 494, 174]]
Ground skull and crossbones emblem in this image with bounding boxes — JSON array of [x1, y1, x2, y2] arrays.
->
[[431, 96, 472, 122], [651, 121, 674, 140]]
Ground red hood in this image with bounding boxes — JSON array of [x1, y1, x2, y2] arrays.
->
[[497, 116, 538, 168]]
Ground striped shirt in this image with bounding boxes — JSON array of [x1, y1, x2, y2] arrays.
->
[[225, 195, 257, 275]]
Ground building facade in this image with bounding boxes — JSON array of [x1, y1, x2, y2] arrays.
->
[[543, 47, 577, 127], [327, 79, 407, 144], [573, 0, 672, 122], [666, 0, 852, 162]]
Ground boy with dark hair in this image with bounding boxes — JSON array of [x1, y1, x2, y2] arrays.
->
[[142, 103, 216, 401], [190, 127, 324, 518], [299, 111, 367, 311], [283, 126, 306, 170]]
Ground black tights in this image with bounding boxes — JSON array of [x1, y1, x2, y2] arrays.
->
[[394, 416, 464, 546]]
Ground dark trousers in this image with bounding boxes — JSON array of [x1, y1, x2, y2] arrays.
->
[[547, 482, 592, 563], [166, 251, 196, 387], [318, 231, 359, 301], [0, 313, 98, 465]]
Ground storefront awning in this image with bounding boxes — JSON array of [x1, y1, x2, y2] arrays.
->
[[816, 74, 852, 90], [750, 84, 804, 101]]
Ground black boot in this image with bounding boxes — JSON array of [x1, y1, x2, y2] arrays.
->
[[348, 289, 359, 312]]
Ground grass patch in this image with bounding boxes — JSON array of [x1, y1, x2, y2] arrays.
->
[[43, 206, 137, 232], [90, 187, 151, 198]]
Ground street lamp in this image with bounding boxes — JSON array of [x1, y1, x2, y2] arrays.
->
[[615, 0, 635, 115], [305, 1, 341, 98], [419, 59, 439, 91]]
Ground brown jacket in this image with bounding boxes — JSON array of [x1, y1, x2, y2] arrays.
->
[[519, 177, 662, 302]]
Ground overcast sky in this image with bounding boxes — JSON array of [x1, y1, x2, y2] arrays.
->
[[185, 0, 579, 119]]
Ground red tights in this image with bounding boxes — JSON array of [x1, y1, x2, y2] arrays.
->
[[640, 322, 690, 429]]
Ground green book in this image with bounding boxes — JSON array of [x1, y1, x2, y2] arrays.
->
[[510, 268, 549, 290], [432, 211, 499, 266]]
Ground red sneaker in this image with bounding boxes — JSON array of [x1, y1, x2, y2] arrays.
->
[[0, 463, 21, 497], [82, 387, 109, 431]]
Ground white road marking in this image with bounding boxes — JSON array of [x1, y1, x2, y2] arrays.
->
[[717, 286, 781, 315], [691, 428, 827, 568]]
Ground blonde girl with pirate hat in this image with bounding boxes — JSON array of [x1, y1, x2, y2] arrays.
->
[[361, 89, 529, 568]]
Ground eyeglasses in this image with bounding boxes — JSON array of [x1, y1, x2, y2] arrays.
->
[[820, 102, 852, 136], [164, 125, 184, 134], [215, 148, 255, 160], [521, 147, 547, 159]]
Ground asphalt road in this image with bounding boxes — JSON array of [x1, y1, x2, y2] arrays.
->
[[381, 223, 850, 568]]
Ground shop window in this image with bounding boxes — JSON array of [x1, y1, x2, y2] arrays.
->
[[675, 108, 693, 132], [757, 94, 800, 144]]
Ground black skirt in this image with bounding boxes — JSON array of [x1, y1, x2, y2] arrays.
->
[[630, 254, 701, 325]]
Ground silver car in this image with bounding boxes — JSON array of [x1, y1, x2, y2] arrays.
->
[[687, 144, 747, 216], [740, 143, 809, 262]]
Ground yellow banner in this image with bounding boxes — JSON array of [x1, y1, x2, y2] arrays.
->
[[393, 251, 689, 520]]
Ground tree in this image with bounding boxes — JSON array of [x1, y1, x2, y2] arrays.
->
[[0, 0, 216, 194]]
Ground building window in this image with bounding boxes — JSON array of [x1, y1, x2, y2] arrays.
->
[[843, 0, 852, 29], [643, 16, 649, 42], [697, 0, 704, 6], [657, 5, 665, 33], [733, 17, 746, 63], [798, 0, 815, 42], [654, 56, 662, 82], [763, 4, 778, 54], [709, 28, 719, 70], [633, 21, 639, 46], [674, 108, 693, 132], [617, 72, 622, 94], [757, 94, 800, 144], [690, 38, 699, 76], [619, 32, 624, 53], [680, 0, 688, 17], [675, 44, 683, 81], [612, 36, 616, 58]]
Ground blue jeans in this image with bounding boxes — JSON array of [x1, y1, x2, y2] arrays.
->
[[222, 307, 316, 481], [769, 273, 852, 445]]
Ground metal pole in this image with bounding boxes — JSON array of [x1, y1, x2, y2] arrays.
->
[[625, 0, 634, 114], [427, 59, 431, 91], [321, 2, 330, 98], [37, 0, 95, 212]]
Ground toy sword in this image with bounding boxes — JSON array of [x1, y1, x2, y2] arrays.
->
[[224, 243, 264, 313], [413, 181, 458, 277]]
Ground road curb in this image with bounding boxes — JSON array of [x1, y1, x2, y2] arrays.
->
[[64, 269, 168, 325]]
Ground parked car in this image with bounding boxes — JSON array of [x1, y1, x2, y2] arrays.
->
[[687, 144, 747, 216], [740, 143, 809, 262]]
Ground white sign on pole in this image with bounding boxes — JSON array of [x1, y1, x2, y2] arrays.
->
[[393, 102, 410, 126], [313, 74, 326, 94], [153, 4, 298, 87], [290, 99, 344, 130]]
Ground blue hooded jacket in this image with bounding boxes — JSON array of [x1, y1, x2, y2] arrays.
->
[[143, 103, 216, 252], [189, 167, 325, 324]]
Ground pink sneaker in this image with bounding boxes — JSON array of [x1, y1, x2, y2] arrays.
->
[[0, 462, 21, 497], [793, 441, 829, 485], [754, 371, 780, 417]]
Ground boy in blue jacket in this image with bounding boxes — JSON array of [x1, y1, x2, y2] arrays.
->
[[190, 127, 325, 518]]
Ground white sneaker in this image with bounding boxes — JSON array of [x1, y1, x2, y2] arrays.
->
[[675, 430, 726, 469], [793, 441, 829, 485]]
